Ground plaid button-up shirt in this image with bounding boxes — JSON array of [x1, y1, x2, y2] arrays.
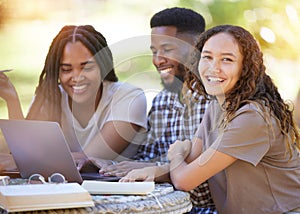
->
[[134, 89, 216, 213]]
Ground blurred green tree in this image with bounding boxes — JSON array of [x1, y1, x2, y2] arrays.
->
[[0, 0, 299, 118], [177, 0, 300, 60]]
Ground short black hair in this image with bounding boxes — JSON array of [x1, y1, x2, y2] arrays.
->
[[150, 7, 205, 34]]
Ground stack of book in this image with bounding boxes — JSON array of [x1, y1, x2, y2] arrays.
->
[[0, 183, 94, 212]]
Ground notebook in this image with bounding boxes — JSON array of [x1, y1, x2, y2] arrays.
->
[[0, 119, 120, 184], [81, 180, 155, 195]]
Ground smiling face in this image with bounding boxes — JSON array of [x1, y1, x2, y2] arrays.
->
[[150, 26, 193, 91], [59, 41, 101, 106], [198, 32, 243, 104]]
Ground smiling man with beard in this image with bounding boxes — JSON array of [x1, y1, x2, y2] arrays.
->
[[93, 7, 216, 213]]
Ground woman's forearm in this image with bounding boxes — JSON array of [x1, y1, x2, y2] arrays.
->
[[154, 164, 171, 182], [185, 137, 203, 163], [6, 95, 24, 119]]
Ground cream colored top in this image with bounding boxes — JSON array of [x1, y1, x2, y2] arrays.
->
[[60, 81, 147, 160]]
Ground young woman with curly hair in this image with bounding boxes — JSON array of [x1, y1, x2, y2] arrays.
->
[[169, 24, 300, 214], [122, 25, 300, 214]]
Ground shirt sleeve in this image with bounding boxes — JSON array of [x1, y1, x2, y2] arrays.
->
[[134, 108, 166, 161], [134, 92, 180, 162], [109, 84, 147, 130], [211, 106, 271, 166], [134, 102, 174, 162]]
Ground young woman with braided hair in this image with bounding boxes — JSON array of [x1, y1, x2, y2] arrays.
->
[[0, 25, 147, 169], [121, 25, 300, 213]]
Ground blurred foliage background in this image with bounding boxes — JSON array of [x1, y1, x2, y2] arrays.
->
[[0, 0, 299, 118]]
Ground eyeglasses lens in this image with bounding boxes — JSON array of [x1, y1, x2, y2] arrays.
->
[[48, 173, 66, 184], [28, 174, 46, 184]]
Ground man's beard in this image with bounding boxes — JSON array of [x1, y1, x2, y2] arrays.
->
[[162, 75, 184, 93], [161, 64, 185, 93]]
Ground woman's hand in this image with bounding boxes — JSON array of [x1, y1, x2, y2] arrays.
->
[[0, 73, 18, 102], [119, 164, 171, 183], [0, 72, 24, 119], [167, 139, 192, 161], [72, 154, 115, 173], [89, 157, 115, 169], [72, 152, 90, 171], [119, 166, 156, 182]]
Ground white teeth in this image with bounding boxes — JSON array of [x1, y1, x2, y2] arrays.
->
[[73, 85, 87, 90], [208, 77, 223, 82], [159, 68, 172, 74]]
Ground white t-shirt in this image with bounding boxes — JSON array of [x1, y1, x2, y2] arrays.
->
[[60, 81, 147, 161]]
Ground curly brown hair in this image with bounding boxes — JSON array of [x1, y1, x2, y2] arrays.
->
[[26, 25, 118, 123], [187, 24, 300, 156]]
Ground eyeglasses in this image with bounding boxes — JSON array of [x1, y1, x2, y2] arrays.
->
[[0, 176, 10, 186], [28, 173, 67, 184]]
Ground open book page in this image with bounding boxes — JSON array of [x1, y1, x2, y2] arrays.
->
[[81, 181, 155, 195], [0, 183, 94, 212]]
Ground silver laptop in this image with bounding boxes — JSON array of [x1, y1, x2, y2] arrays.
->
[[0, 119, 120, 183]]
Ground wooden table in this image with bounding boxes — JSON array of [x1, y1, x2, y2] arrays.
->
[[0, 180, 192, 214]]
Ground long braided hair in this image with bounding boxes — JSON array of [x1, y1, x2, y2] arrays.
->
[[188, 24, 300, 156], [26, 25, 118, 123]]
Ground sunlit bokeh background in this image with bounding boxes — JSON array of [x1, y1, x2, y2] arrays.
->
[[0, 0, 299, 118]]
